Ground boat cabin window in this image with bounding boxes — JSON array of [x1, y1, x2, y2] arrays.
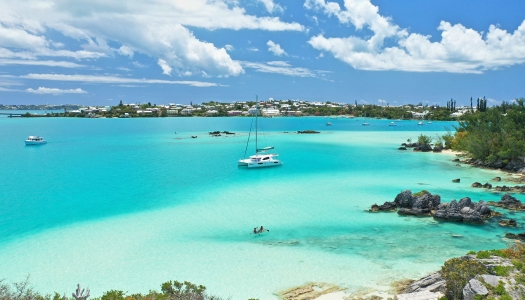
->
[[262, 157, 269, 160]]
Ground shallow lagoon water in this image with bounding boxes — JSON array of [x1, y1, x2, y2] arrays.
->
[[0, 117, 523, 299]]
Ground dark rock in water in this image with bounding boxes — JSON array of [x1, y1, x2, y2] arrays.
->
[[498, 219, 517, 227], [392, 191, 440, 216], [494, 185, 511, 192], [471, 182, 482, 188], [405, 143, 417, 148], [453, 158, 460, 162], [370, 201, 397, 212], [503, 160, 525, 172], [452, 178, 460, 183], [492, 176, 502, 182], [487, 193, 525, 210], [433, 146, 443, 152], [482, 183, 492, 189], [505, 232, 525, 240], [414, 144, 433, 152], [398, 147, 407, 150], [401, 143, 407, 146], [398, 208, 430, 216], [462, 211, 483, 223], [297, 130, 320, 134], [394, 190, 415, 208], [433, 197, 491, 223]]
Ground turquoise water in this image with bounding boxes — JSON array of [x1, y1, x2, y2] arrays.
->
[[0, 117, 523, 299]]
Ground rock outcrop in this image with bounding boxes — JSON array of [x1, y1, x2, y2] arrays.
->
[[370, 201, 397, 212], [371, 191, 493, 224], [297, 130, 320, 134], [402, 272, 445, 294], [498, 219, 517, 227], [433, 197, 491, 224], [487, 194, 525, 210], [452, 178, 460, 183]]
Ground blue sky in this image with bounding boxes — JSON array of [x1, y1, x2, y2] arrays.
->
[[0, 0, 524, 106]]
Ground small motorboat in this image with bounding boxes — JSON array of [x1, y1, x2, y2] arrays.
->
[[427, 122, 433, 124], [191, 136, 197, 138], [326, 122, 332, 126], [388, 122, 397, 126], [25, 136, 47, 145], [362, 122, 370, 126], [417, 122, 424, 125]]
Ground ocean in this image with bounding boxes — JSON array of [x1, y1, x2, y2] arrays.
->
[[0, 116, 521, 299]]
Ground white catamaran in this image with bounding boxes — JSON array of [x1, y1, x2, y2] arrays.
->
[[238, 96, 282, 168]]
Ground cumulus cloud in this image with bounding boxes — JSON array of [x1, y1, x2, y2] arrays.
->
[[3, 73, 219, 87], [118, 45, 134, 58], [224, 44, 234, 51], [267, 40, 287, 56], [242, 61, 327, 77], [0, 0, 304, 77], [305, 0, 525, 73], [158, 59, 173, 76], [259, 0, 284, 14], [26, 87, 87, 94]]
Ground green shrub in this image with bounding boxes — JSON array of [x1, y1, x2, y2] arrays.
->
[[476, 251, 491, 259], [413, 190, 430, 197], [493, 266, 513, 277], [101, 290, 126, 300], [493, 282, 507, 295], [440, 258, 488, 300], [489, 249, 507, 258], [473, 295, 484, 300], [467, 250, 476, 255], [515, 274, 525, 285]]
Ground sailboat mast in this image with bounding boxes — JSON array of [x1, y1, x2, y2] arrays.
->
[[255, 95, 258, 153]]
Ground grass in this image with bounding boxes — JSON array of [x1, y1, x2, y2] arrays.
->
[[476, 251, 491, 259], [493, 266, 513, 277]]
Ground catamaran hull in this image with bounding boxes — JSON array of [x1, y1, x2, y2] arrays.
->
[[238, 159, 282, 168]]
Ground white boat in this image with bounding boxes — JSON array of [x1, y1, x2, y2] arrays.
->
[[326, 122, 332, 126], [25, 136, 47, 145], [238, 96, 282, 168], [388, 122, 397, 126], [417, 122, 424, 125], [362, 122, 370, 126], [427, 121, 433, 124]]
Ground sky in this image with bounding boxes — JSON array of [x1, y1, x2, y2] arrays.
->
[[0, 0, 524, 106]]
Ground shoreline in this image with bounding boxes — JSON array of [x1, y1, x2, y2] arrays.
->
[[301, 148, 525, 300]]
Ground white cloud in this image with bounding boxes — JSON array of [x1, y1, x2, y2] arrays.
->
[[117, 67, 132, 72], [259, 0, 284, 14], [224, 44, 234, 51], [26, 87, 87, 94], [267, 40, 287, 56], [118, 45, 134, 58], [132, 61, 148, 68], [242, 61, 326, 77], [305, 0, 525, 73], [157, 59, 173, 76], [0, 0, 304, 77], [248, 47, 259, 52], [3, 73, 220, 87], [0, 59, 85, 68], [267, 61, 291, 67]]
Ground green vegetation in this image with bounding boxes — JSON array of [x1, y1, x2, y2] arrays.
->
[[0, 278, 228, 300], [417, 134, 432, 146], [476, 251, 491, 259], [449, 97, 525, 162], [413, 190, 430, 197], [440, 258, 488, 300]]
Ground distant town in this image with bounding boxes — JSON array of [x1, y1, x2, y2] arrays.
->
[[1, 97, 491, 121]]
